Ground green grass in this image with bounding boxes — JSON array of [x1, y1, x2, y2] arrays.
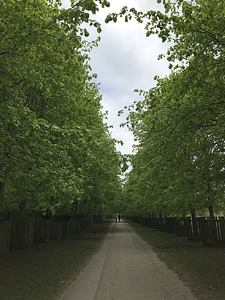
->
[[0, 221, 111, 300], [1, 220, 225, 300], [129, 221, 225, 300]]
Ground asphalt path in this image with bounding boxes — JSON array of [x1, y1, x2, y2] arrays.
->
[[60, 221, 198, 300]]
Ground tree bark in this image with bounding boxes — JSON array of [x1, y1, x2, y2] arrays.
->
[[190, 208, 199, 240], [208, 204, 218, 246]]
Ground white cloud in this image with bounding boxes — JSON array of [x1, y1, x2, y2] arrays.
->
[[61, 0, 171, 154]]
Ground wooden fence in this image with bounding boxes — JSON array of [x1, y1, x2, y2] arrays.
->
[[0, 215, 103, 256], [10, 219, 35, 249], [0, 221, 11, 256], [131, 216, 225, 247]]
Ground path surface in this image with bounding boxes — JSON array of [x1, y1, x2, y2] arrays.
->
[[60, 221, 198, 300]]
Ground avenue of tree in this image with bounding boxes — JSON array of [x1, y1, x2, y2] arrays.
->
[[1, 0, 225, 221]]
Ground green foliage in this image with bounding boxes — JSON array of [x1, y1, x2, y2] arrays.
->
[[0, 0, 122, 216], [123, 0, 225, 217]]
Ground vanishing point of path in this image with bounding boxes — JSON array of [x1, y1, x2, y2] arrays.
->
[[60, 221, 198, 300]]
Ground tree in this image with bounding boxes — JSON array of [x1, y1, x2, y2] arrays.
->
[[0, 0, 122, 218], [121, 0, 225, 217]]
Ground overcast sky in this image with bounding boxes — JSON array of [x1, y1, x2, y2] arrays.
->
[[61, 0, 171, 154]]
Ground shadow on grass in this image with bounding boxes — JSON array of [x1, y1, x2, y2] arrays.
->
[[0, 221, 112, 300], [130, 222, 225, 300]]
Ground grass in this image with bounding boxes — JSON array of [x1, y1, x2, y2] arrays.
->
[[129, 221, 225, 300], [1, 220, 225, 300], [0, 221, 111, 300]]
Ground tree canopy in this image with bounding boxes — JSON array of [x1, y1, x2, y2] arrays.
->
[[0, 0, 122, 217], [1, 0, 225, 219], [122, 0, 225, 217]]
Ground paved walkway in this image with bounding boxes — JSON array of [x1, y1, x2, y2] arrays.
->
[[60, 221, 198, 300]]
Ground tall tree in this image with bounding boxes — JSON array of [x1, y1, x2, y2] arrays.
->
[[121, 0, 225, 217], [0, 0, 122, 217]]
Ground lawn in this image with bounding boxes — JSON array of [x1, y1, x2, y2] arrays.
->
[[1, 220, 225, 300], [0, 221, 111, 300], [129, 222, 225, 300]]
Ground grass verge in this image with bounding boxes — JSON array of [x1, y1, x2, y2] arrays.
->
[[129, 221, 225, 300], [0, 221, 111, 300]]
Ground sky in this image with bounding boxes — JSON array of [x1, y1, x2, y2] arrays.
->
[[61, 0, 171, 154]]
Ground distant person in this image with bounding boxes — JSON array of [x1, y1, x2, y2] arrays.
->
[[115, 216, 117, 222], [118, 214, 121, 222]]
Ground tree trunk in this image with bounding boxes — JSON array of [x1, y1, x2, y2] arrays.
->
[[70, 200, 78, 221], [208, 204, 218, 246], [18, 201, 27, 220], [208, 204, 214, 220], [190, 208, 199, 240]]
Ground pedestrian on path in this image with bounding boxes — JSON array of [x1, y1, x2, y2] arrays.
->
[[117, 214, 121, 222]]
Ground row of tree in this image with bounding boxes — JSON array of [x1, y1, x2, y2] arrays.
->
[[0, 0, 122, 220], [2, 0, 224, 222], [122, 0, 225, 219]]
